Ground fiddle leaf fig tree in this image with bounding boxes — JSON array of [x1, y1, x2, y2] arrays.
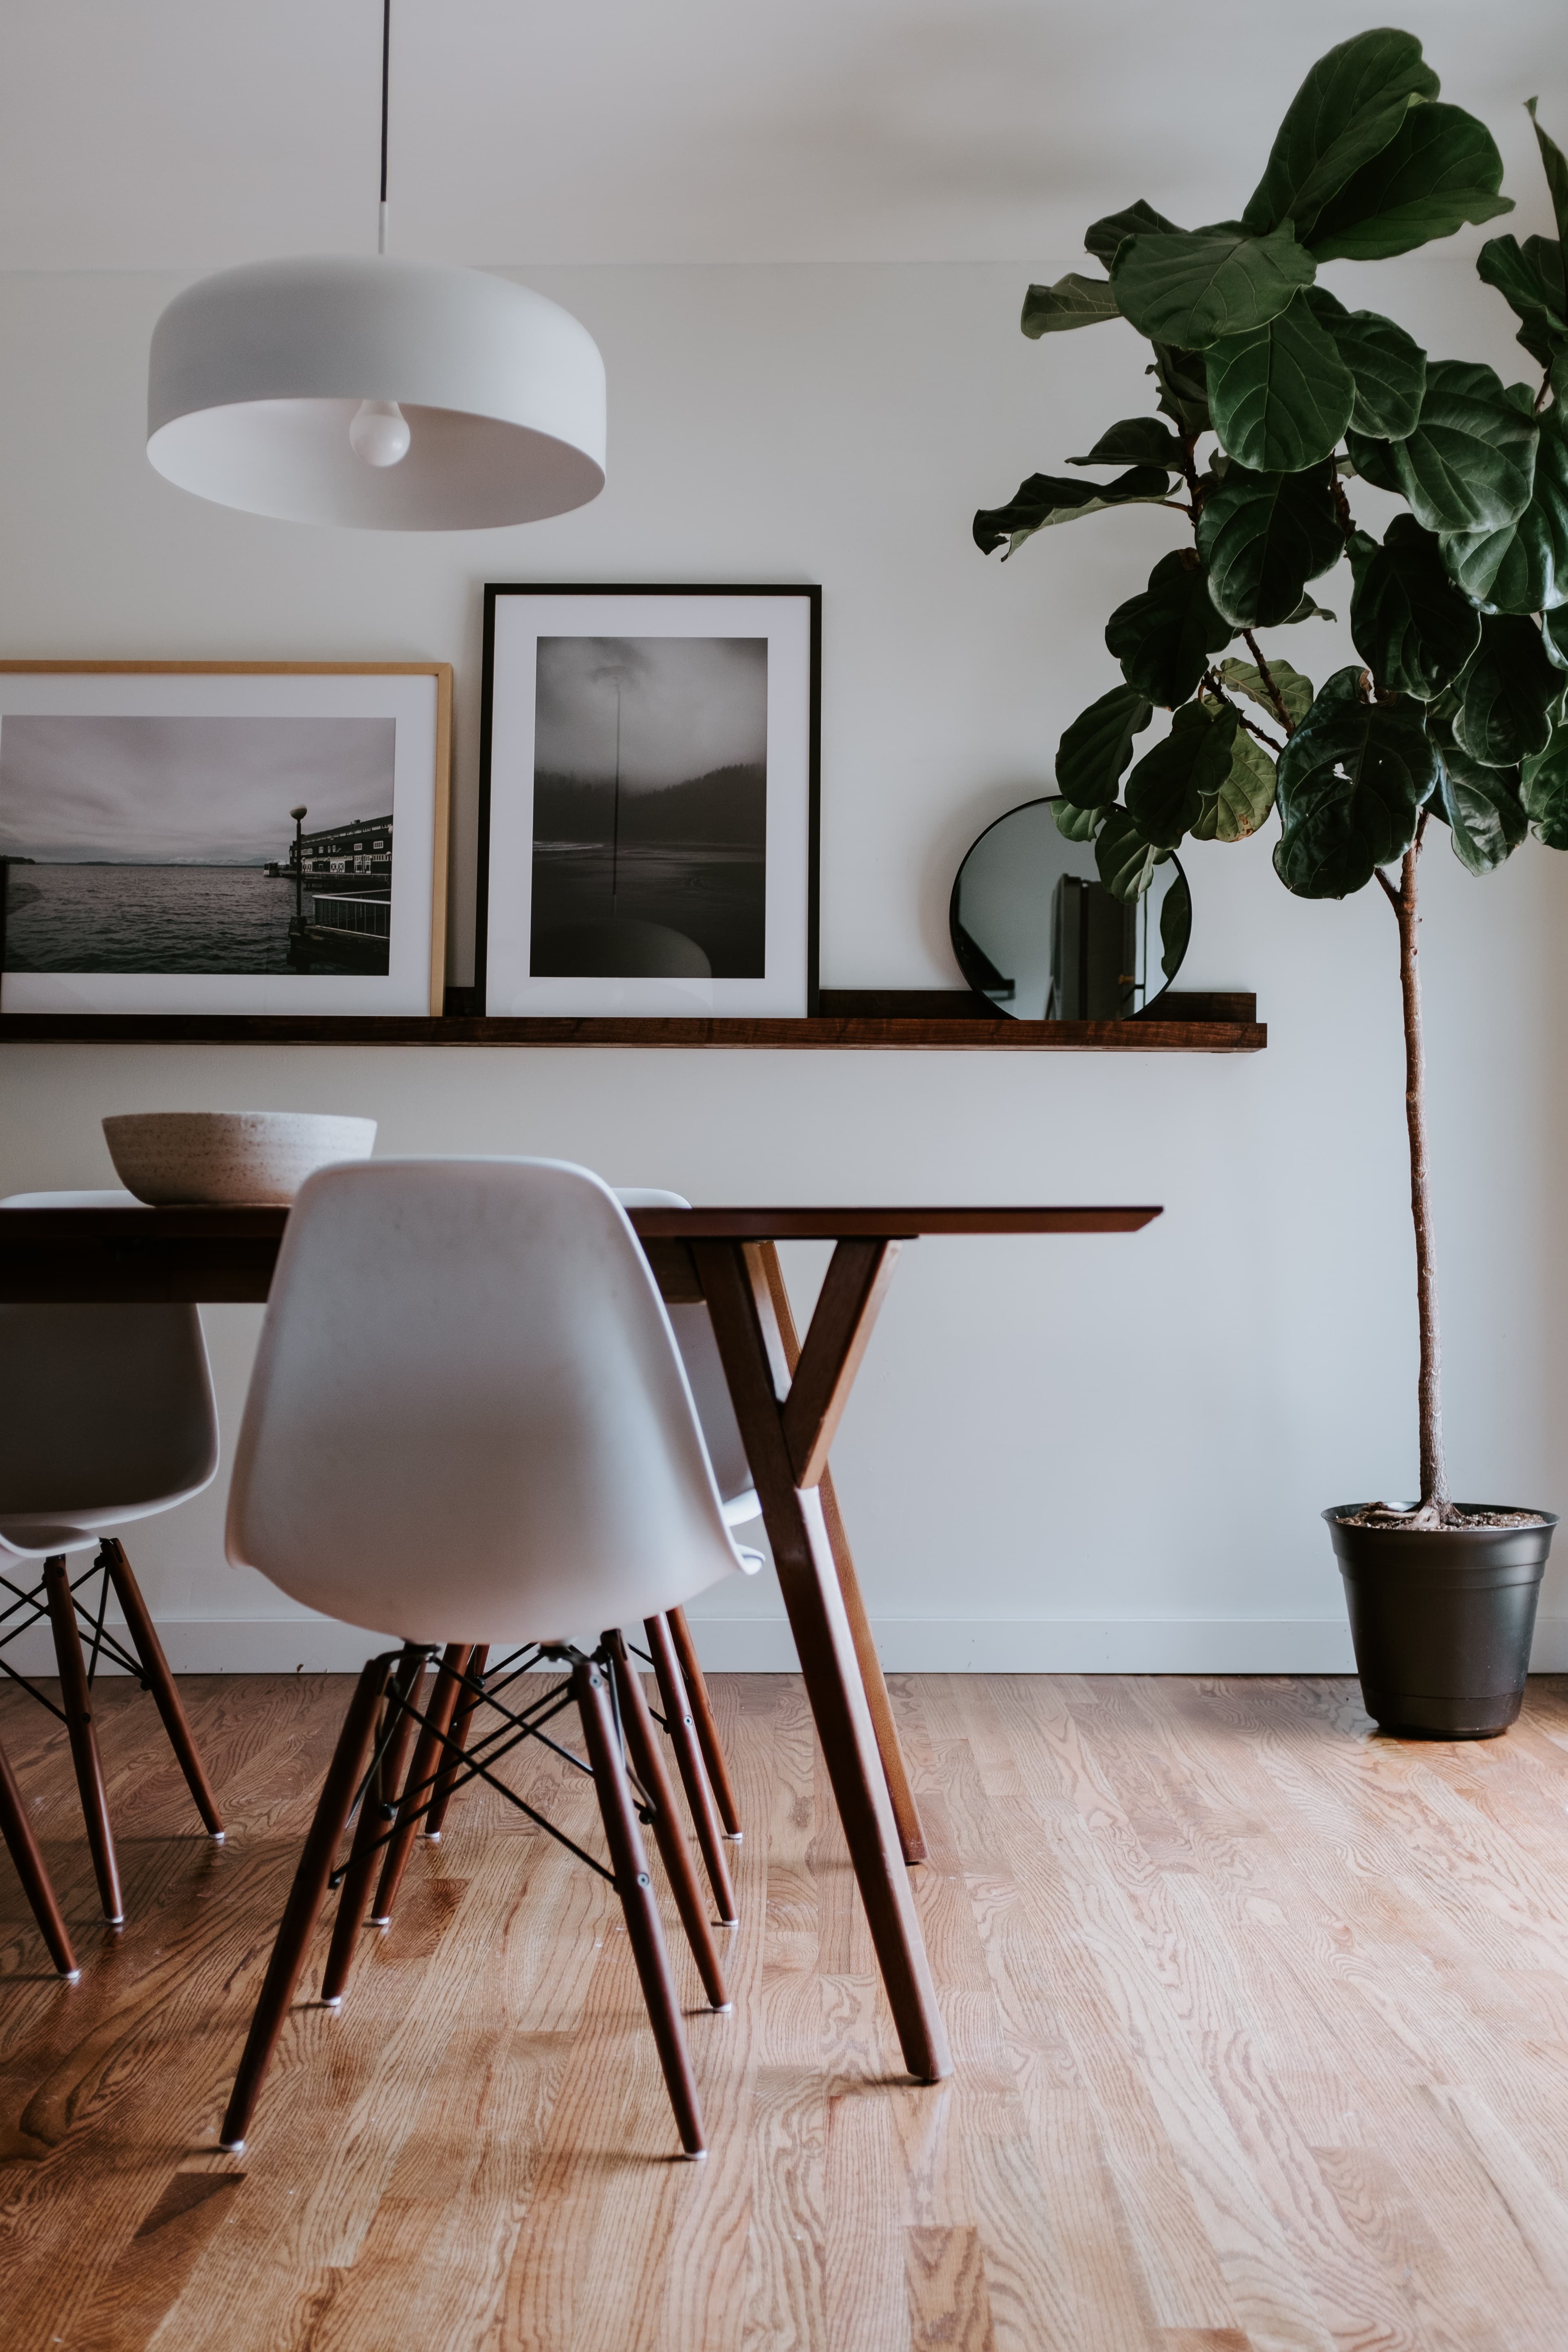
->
[[975, 30, 1568, 1526]]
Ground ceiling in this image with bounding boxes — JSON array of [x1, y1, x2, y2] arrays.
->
[[1, 0, 1563, 272]]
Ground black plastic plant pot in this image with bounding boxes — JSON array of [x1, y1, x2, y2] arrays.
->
[[1325, 1505, 1557, 1738]]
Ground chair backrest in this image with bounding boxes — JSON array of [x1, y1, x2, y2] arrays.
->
[[612, 1188, 756, 1508], [0, 1192, 219, 1549], [227, 1159, 749, 1645]]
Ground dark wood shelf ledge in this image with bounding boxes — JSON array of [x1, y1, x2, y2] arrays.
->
[[0, 991, 1263, 1052]]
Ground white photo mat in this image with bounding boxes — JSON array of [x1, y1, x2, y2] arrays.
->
[[479, 589, 819, 1016], [0, 664, 450, 1017]]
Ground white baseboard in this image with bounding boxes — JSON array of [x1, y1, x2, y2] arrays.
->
[[11, 1612, 1568, 1678]]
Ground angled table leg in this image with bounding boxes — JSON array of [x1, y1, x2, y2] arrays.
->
[[693, 1238, 950, 2086], [755, 1241, 927, 1866]]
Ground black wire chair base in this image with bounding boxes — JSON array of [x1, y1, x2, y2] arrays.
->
[[329, 1641, 631, 1898], [0, 1541, 149, 1721]]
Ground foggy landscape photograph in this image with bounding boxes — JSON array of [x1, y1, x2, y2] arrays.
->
[[530, 635, 767, 978], [0, 714, 396, 975]]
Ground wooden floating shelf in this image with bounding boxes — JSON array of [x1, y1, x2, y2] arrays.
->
[[0, 991, 1264, 1051]]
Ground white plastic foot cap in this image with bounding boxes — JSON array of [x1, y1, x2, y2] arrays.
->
[[211, 1831, 226, 1843], [680, 2147, 709, 2161], [323, 1995, 343, 2008], [711, 2000, 734, 2013], [61, 1968, 81, 1982], [220, 2138, 245, 2154]]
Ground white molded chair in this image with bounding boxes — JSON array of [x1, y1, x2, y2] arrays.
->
[[0, 1190, 225, 1929], [218, 1157, 756, 2160]]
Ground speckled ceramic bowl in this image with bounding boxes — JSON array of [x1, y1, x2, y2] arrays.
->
[[102, 1111, 377, 1206]]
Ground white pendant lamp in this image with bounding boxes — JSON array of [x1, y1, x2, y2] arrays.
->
[[146, 3, 605, 530]]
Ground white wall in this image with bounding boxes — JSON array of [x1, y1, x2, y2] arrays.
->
[[4, 254, 1566, 1672]]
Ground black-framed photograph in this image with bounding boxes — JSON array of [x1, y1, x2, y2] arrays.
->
[[477, 585, 820, 1016], [0, 663, 451, 1018]]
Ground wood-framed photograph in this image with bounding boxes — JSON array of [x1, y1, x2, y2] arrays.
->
[[0, 662, 451, 1018], [477, 584, 820, 1016]]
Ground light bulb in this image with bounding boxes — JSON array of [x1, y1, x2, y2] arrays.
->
[[349, 399, 411, 467]]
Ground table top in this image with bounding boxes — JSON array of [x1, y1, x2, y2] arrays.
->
[[0, 1199, 1161, 1303], [0, 1200, 1162, 1240]]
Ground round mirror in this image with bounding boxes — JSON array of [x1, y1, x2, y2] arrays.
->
[[949, 797, 1190, 1020]]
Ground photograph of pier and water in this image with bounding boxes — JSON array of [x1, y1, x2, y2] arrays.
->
[[529, 635, 767, 979], [0, 715, 396, 976]]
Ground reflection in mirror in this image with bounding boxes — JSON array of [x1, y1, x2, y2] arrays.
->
[[949, 797, 1190, 1020]]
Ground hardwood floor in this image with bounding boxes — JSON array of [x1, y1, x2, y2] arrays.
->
[[4, 1669, 1568, 2350]]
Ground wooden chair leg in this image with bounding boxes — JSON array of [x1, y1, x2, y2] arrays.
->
[[43, 1555, 123, 1924], [666, 1605, 742, 1839], [321, 1644, 426, 2004], [219, 1654, 394, 2153], [423, 1642, 487, 1843], [370, 1644, 469, 1924], [100, 1540, 225, 1838], [606, 1632, 730, 2011], [0, 1731, 78, 1978], [643, 1614, 737, 1924], [575, 1656, 706, 2159]]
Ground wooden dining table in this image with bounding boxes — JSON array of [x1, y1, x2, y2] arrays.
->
[[0, 1195, 1161, 2086]]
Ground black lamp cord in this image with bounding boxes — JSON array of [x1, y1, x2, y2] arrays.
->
[[378, 0, 392, 252]]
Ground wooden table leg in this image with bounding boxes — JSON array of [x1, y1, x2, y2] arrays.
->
[[757, 1241, 928, 1866], [694, 1239, 950, 2085], [0, 1731, 77, 1977]]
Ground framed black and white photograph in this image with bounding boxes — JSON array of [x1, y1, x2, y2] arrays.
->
[[0, 663, 451, 1019], [477, 586, 819, 1016]]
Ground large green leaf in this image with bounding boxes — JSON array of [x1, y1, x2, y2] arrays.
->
[[1349, 514, 1481, 697], [1104, 550, 1233, 706], [1084, 198, 1182, 269], [1053, 799, 1103, 843], [1304, 288, 1427, 438], [1345, 427, 1404, 493], [1095, 805, 1165, 902], [1205, 297, 1355, 472], [1214, 655, 1314, 730], [1274, 666, 1439, 896], [1244, 30, 1439, 235], [1110, 223, 1316, 350], [1457, 614, 1560, 766], [1521, 728, 1568, 846], [1196, 463, 1342, 629], [1304, 102, 1512, 262], [1069, 417, 1187, 469], [1056, 684, 1154, 809], [1125, 701, 1238, 846], [1428, 719, 1527, 873], [1159, 871, 1193, 979], [1528, 99, 1568, 252], [1020, 274, 1121, 337], [1391, 361, 1537, 535], [1545, 608, 1568, 671], [1441, 410, 1568, 613], [1190, 710, 1278, 840], [973, 466, 1171, 558], [1477, 233, 1567, 369], [1149, 343, 1211, 433]]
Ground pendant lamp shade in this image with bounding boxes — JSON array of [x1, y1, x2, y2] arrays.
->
[[147, 255, 606, 530]]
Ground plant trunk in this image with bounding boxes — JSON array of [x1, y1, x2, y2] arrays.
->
[[1395, 837, 1448, 1510]]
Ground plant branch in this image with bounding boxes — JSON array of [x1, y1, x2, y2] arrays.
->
[[1537, 358, 1555, 415], [1201, 668, 1285, 752], [1239, 630, 1295, 736], [1389, 816, 1448, 1509]]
